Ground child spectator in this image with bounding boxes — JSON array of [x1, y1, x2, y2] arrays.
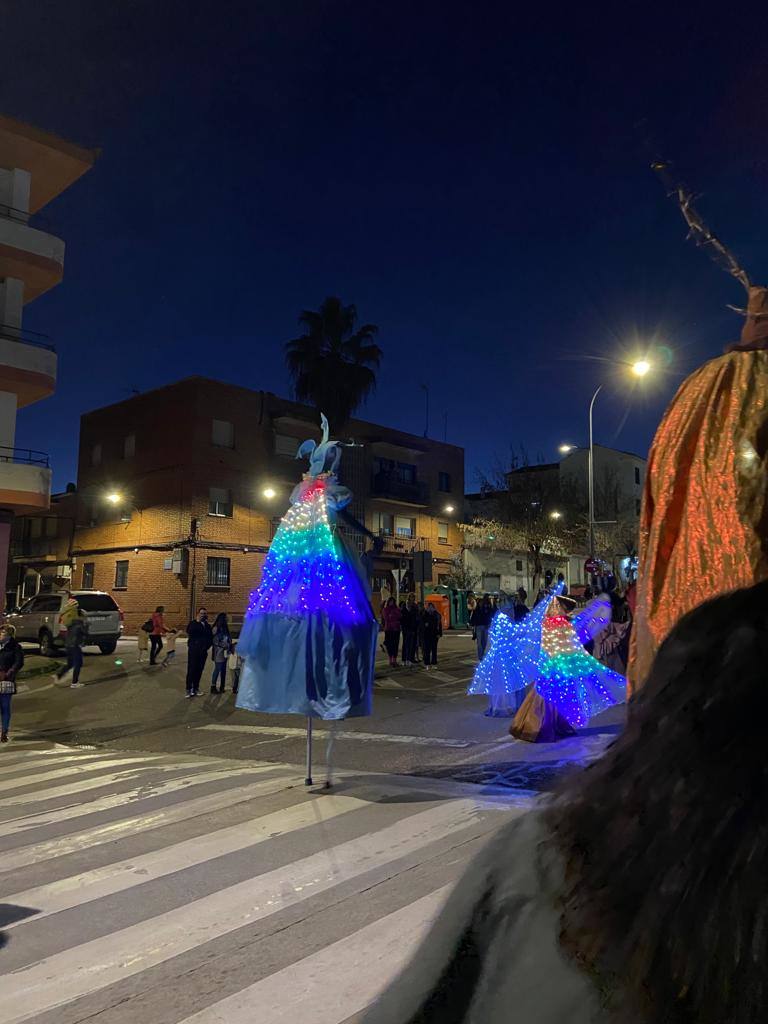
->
[[137, 623, 149, 663], [161, 628, 178, 668], [227, 642, 242, 694]]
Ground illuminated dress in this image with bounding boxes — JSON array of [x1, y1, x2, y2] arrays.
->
[[235, 417, 378, 720], [470, 589, 626, 741]]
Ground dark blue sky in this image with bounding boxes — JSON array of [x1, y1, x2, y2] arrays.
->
[[3, 2, 767, 490]]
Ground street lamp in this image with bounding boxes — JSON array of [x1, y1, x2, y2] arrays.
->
[[549, 510, 562, 520], [106, 492, 122, 505], [588, 359, 653, 559], [262, 486, 277, 499], [444, 504, 455, 513], [558, 444, 575, 455]]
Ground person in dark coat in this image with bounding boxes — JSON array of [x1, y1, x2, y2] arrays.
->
[[53, 613, 88, 688], [0, 624, 24, 742], [469, 595, 494, 659], [421, 603, 443, 669], [400, 597, 420, 666], [185, 607, 213, 697]]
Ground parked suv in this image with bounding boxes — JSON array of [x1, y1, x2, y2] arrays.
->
[[4, 590, 124, 656]]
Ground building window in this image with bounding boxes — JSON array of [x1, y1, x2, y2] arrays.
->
[[636, 498, 641, 515], [482, 574, 501, 593], [91, 443, 102, 467], [212, 419, 235, 449], [373, 511, 394, 536], [634, 465, 641, 485], [45, 517, 57, 538], [437, 520, 449, 544], [123, 434, 136, 459], [114, 560, 129, 589], [82, 562, 95, 588], [438, 472, 451, 492], [209, 487, 233, 517], [395, 515, 416, 538], [206, 556, 231, 588], [29, 517, 42, 539], [274, 433, 299, 457], [515, 559, 523, 571]]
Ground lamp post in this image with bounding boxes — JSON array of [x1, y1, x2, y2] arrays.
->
[[587, 359, 652, 560]]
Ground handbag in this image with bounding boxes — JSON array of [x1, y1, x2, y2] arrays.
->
[[0, 669, 16, 696]]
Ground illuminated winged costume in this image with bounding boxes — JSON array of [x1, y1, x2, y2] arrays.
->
[[470, 587, 626, 741], [236, 415, 378, 719]]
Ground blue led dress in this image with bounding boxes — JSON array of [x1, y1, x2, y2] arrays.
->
[[470, 589, 626, 738], [235, 416, 378, 720]]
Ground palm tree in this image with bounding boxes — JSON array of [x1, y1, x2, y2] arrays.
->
[[285, 297, 382, 431]]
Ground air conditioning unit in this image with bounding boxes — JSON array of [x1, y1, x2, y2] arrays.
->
[[58, 564, 72, 579]]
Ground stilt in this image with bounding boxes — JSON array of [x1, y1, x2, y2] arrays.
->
[[304, 716, 313, 786], [324, 720, 339, 789]]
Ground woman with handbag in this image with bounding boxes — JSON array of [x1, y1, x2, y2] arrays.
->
[[0, 623, 24, 743]]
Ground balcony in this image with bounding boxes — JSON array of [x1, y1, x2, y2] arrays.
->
[[0, 212, 65, 302], [0, 326, 57, 406], [0, 449, 52, 512], [10, 537, 63, 563], [371, 472, 430, 506]]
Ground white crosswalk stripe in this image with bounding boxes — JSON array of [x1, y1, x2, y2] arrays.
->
[[0, 741, 521, 1024]]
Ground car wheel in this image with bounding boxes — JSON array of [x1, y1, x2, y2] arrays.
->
[[39, 629, 58, 658], [98, 641, 117, 655]]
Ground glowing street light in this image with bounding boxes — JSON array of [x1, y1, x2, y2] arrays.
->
[[549, 510, 562, 520], [444, 504, 455, 513], [631, 359, 651, 377], [262, 486, 277, 499], [106, 492, 122, 505], [558, 444, 575, 455]]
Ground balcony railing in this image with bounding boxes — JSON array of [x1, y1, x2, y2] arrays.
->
[[10, 538, 62, 559], [0, 446, 50, 467], [375, 533, 435, 555], [0, 322, 55, 352], [0, 203, 56, 235], [371, 473, 430, 505]]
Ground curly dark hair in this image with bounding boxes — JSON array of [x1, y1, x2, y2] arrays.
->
[[547, 580, 768, 1024]]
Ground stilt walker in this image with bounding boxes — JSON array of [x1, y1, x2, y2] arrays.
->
[[629, 164, 768, 693], [235, 415, 379, 786]]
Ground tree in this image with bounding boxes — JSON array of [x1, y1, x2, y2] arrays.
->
[[443, 552, 480, 592], [285, 297, 383, 432]]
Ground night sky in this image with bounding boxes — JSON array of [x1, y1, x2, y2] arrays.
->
[[3, 2, 767, 491]]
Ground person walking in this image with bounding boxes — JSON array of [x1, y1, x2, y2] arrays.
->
[[421, 603, 443, 669], [210, 612, 232, 693], [185, 607, 212, 697], [470, 595, 494, 660], [514, 587, 529, 622], [149, 606, 166, 665], [401, 596, 419, 666], [53, 612, 88, 688], [382, 597, 402, 667], [0, 624, 24, 743], [160, 627, 178, 668]]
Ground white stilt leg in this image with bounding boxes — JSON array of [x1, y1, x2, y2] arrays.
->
[[324, 720, 339, 789], [304, 716, 313, 786]]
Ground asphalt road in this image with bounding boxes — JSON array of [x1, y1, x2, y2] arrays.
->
[[9, 632, 622, 792]]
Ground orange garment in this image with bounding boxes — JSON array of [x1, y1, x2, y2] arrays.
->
[[628, 288, 768, 693]]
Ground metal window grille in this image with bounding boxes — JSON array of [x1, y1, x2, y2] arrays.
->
[[114, 560, 129, 588], [206, 557, 231, 587]]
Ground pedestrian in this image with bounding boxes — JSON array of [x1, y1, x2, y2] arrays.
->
[[53, 611, 88, 688], [363, 580, 768, 1024], [514, 586, 529, 622], [160, 627, 178, 668], [149, 605, 166, 665], [185, 607, 212, 697], [137, 621, 149, 662], [470, 595, 494, 660], [0, 624, 24, 743], [557, 571, 568, 595], [60, 591, 81, 629], [210, 612, 232, 693], [228, 641, 242, 695], [382, 597, 401, 667], [401, 595, 419, 666], [596, 592, 632, 675], [466, 590, 477, 627], [421, 603, 443, 669]]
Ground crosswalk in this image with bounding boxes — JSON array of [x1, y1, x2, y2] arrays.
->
[[0, 740, 525, 1024]]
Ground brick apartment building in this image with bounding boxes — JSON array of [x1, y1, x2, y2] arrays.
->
[[8, 378, 464, 630]]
